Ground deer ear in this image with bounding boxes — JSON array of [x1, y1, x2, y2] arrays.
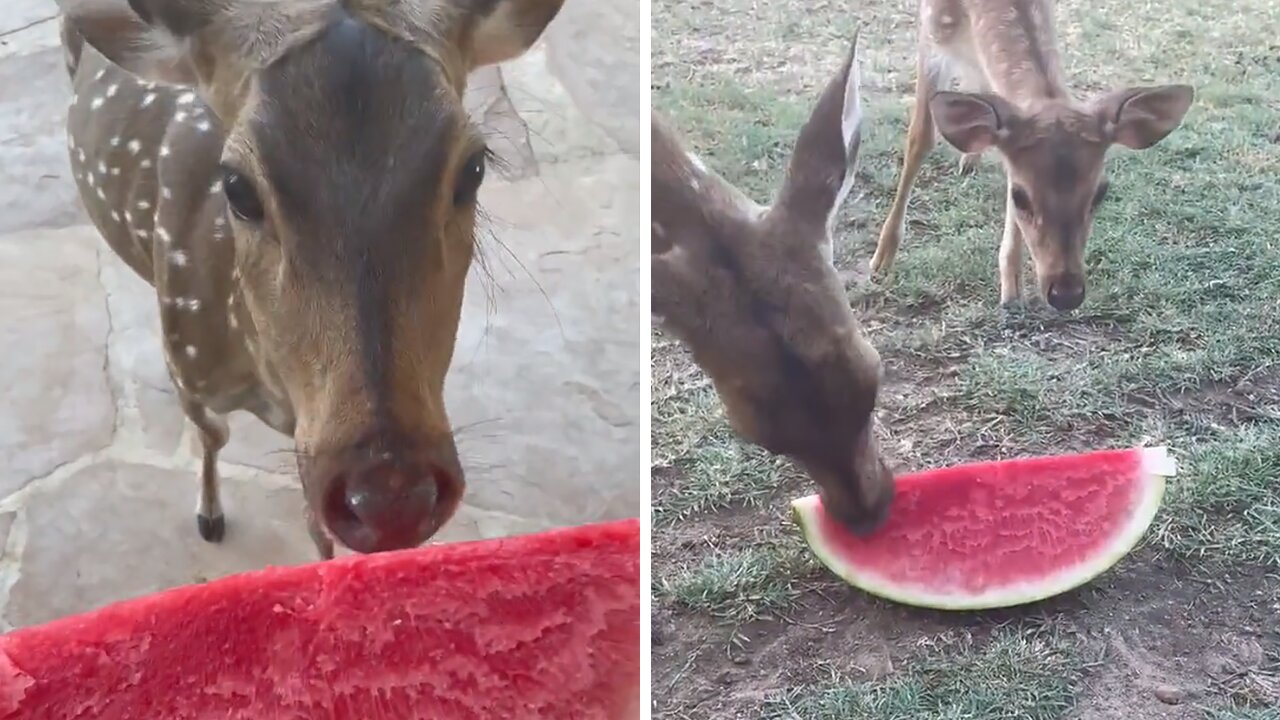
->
[[930, 91, 1019, 154], [56, 0, 215, 85], [467, 0, 566, 68], [1094, 84, 1194, 150], [775, 34, 864, 231]]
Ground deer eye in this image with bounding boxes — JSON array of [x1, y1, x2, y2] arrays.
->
[[1010, 186, 1033, 214], [453, 149, 487, 206], [1091, 180, 1110, 210], [221, 167, 265, 223]]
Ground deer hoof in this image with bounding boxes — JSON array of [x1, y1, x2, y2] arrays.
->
[[197, 513, 226, 543], [999, 298, 1027, 321]]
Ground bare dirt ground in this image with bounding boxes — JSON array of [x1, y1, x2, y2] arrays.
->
[[651, 0, 1280, 717]]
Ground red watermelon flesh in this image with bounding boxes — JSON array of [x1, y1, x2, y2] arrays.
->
[[0, 519, 640, 720], [792, 447, 1174, 610]]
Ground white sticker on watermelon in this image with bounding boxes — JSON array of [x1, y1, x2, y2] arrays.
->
[[1140, 446, 1178, 478]]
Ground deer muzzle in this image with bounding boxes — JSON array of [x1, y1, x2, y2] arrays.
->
[[301, 433, 464, 554]]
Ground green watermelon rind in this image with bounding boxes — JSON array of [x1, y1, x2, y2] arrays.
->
[[790, 446, 1175, 611]]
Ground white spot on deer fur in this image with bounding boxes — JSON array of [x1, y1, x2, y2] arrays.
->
[[94, 69, 105, 82], [127, 139, 142, 155], [214, 217, 226, 229], [110, 167, 121, 176], [109, 136, 121, 147], [124, 210, 133, 224], [106, 84, 119, 98], [184, 345, 198, 358], [178, 92, 196, 105], [175, 111, 188, 123], [77, 149, 86, 163], [140, 159, 153, 169], [141, 93, 157, 108], [97, 161, 107, 175], [85, 173, 95, 188], [90, 96, 104, 110], [210, 180, 223, 194], [156, 227, 171, 243], [136, 229, 150, 239], [228, 314, 239, 330], [137, 200, 152, 211], [96, 188, 106, 201], [179, 298, 202, 312], [170, 249, 189, 267], [111, 210, 121, 223], [162, 187, 173, 200], [196, 120, 212, 133], [160, 144, 171, 158]]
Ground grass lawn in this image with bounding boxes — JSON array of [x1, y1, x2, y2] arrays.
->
[[650, 0, 1280, 717]]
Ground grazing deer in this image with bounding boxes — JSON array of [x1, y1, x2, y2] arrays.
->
[[870, 0, 1194, 311], [57, 0, 564, 558], [652, 38, 895, 535]]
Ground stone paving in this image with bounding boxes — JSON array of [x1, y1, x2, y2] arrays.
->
[[0, 0, 641, 629]]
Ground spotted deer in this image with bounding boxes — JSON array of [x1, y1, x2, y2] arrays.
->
[[652, 38, 894, 535], [57, 0, 564, 558], [870, 0, 1194, 311]]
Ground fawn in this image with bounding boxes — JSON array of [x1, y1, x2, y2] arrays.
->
[[652, 38, 894, 535], [871, 0, 1194, 311], [58, 0, 564, 558]]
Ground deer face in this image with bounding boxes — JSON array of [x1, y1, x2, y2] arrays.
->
[[931, 85, 1193, 311], [653, 38, 894, 535], [61, 0, 564, 553]]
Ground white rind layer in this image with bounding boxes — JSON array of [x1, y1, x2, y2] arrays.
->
[[792, 446, 1175, 611]]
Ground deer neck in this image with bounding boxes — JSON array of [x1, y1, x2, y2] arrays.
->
[[967, 0, 1071, 106]]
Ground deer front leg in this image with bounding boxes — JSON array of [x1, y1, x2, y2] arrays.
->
[[179, 395, 230, 543], [871, 56, 937, 276], [999, 180, 1024, 306], [958, 151, 982, 175], [307, 508, 335, 561]]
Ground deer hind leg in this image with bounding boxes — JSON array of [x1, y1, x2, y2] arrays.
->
[[179, 395, 230, 543], [871, 52, 939, 275], [954, 64, 991, 176]]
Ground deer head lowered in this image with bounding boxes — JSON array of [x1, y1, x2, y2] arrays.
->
[[652, 38, 895, 536], [58, 0, 564, 557]]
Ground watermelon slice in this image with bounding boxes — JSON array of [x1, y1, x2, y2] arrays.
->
[[792, 446, 1174, 610], [0, 519, 640, 720]]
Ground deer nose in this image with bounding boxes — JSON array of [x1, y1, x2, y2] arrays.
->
[[322, 462, 453, 554], [1047, 279, 1085, 311]]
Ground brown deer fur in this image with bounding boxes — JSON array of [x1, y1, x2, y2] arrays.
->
[[652, 39, 895, 535], [58, 0, 564, 558], [871, 0, 1194, 311]]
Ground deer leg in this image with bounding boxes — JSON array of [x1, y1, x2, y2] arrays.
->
[[871, 57, 937, 276], [958, 151, 983, 175], [999, 180, 1025, 306], [307, 508, 335, 561], [180, 396, 230, 543]]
